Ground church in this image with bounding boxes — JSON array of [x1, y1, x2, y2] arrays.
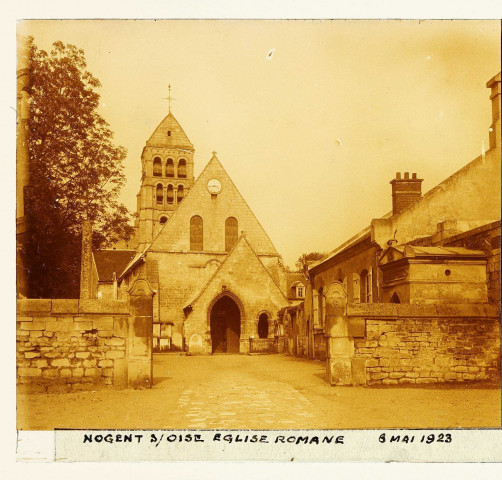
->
[[90, 110, 289, 354]]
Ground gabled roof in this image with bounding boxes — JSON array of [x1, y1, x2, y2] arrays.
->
[[146, 111, 194, 149], [117, 243, 151, 281], [93, 249, 136, 282], [184, 234, 288, 309], [150, 153, 280, 255]]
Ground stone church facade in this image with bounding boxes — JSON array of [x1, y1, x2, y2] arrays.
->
[[91, 112, 288, 354]]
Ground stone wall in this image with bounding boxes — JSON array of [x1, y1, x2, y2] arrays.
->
[[249, 338, 277, 354], [17, 299, 138, 394], [344, 304, 501, 386]]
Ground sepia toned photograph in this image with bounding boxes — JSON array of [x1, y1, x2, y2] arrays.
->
[[16, 19, 501, 437]]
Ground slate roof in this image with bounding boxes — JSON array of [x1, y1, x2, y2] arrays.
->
[[146, 112, 194, 149], [391, 245, 486, 257], [93, 249, 136, 282]]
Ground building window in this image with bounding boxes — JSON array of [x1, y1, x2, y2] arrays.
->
[[352, 273, 360, 303], [178, 159, 187, 178], [166, 184, 174, 204], [296, 285, 305, 298], [156, 184, 163, 204], [190, 215, 203, 251], [390, 292, 400, 303], [153, 157, 162, 176], [159, 216, 168, 225], [360, 269, 372, 303], [167, 130, 171, 137], [225, 217, 238, 251], [166, 159, 174, 177], [258, 313, 269, 339], [177, 185, 184, 203]]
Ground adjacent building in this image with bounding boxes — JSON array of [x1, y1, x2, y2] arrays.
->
[[296, 72, 501, 361]]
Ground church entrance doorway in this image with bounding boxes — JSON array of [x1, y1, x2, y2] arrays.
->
[[210, 295, 241, 353]]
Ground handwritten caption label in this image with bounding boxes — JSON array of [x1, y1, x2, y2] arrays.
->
[[82, 432, 345, 446]]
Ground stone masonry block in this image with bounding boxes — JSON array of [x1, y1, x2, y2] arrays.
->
[[52, 299, 79, 314], [33, 359, 48, 368], [46, 318, 74, 332], [98, 359, 114, 368], [113, 317, 129, 337], [17, 299, 52, 314], [73, 368, 84, 377], [20, 320, 46, 331], [60, 368, 72, 377], [73, 320, 93, 331], [75, 352, 90, 359], [51, 358, 71, 367], [79, 300, 129, 314], [104, 337, 125, 347], [97, 330, 114, 338], [24, 352, 40, 359], [42, 369, 59, 377], [106, 350, 125, 359], [17, 367, 42, 377], [93, 317, 114, 331]]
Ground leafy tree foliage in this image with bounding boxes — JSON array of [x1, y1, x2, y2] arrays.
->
[[295, 252, 328, 273], [25, 39, 134, 298]]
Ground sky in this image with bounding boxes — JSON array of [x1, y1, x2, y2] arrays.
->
[[18, 20, 501, 267]]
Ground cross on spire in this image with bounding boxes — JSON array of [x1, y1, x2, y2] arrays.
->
[[164, 84, 175, 113]]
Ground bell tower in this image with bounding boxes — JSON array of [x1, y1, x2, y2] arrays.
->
[[136, 110, 195, 247]]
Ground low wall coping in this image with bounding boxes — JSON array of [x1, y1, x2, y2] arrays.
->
[[346, 303, 500, 319], [17, 298, 130, 315]]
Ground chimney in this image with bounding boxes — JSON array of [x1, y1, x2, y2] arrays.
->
[[80, 220, 93, 300], [390, 172, 423, 216], [486, 72, 501, 150]]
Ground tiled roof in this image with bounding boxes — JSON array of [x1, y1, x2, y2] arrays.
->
[[93, 249, 136, 282]]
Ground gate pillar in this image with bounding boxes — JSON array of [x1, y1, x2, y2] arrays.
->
[[127, 279, 155, 388], [325, 282, 353, 386]]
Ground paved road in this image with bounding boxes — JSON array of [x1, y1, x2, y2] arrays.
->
[[17, 354, 501, 430]]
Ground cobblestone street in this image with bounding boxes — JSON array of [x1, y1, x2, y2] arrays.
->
[[18, 354, 500, 430]]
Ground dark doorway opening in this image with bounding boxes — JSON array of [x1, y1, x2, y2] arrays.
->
[[210, 295, 241, 353], [258, 313, 269, 338]]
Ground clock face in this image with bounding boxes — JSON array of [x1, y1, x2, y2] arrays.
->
[[207, 178, 222, 195]]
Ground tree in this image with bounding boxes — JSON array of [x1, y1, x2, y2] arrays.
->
[[295, 252, 328, 273], [25, 39, 134, 298]]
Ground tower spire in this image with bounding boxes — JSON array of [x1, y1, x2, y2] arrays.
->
[[164, 84, 175, 113]]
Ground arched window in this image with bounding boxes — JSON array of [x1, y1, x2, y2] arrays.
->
[[159, 216, 168, 225], [153, 157, 162, 176], [166, 185, 174, 204], [166, 158, 174, 177], [258, 313, 269, 339], [177, 185, 184, 203], [156, 184, 163, 204], [225, 217, 238, 251], [178, 159, 187, 178], [190, 216, 203, 251]]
